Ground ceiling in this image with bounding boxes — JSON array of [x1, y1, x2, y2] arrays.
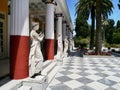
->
[[8, 0, 73, 29]]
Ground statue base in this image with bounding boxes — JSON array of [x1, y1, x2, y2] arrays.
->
[[22, 75, 48, 90]]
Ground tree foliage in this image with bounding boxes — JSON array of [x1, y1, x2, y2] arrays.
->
[[112, 33, 120, 44], [118, 0, 120, 9], [75, 17, 90, 38], [105, 19, 115, 44], [115, 20, 120, 32], [75, 0, 95, 49], [75, 0, 113, 53]]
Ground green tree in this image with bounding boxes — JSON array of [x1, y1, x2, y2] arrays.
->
[[76, 0, 95, 50], [118, 0, 120, 9], [116, 20, 120, 29], [95, 0, 113, 54], [73, 36, 82, 47], [75, 0, 113, 54], [75, 17, 90, 38], [105, 19, 115, 44], [102, 18, 109, 41], [95, 0, 102, 54], [116, 20, 120, 33], [112, 33, 120, 44]]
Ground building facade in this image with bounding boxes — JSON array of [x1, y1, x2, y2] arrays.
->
[[0, 0, 8, 59], [0, 0, 74, 79]]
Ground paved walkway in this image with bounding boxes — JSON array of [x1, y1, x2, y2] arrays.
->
[[0, 58, 9, 78], [47, 51, 120, 90], [0, 58, 10, 86]]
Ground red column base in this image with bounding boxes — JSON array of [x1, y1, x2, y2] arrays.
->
[[10, 35, 29, 79], [44, 39, 54, 60]]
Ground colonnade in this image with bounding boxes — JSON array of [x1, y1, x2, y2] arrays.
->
[[10, 0, 73, 79]]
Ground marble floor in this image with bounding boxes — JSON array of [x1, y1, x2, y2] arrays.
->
[[46, 51, 120, 90]]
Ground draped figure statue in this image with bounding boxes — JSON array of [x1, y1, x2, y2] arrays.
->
[[63, 37, 69, 55], [29, 21, 44, 77], [56, 34, 63, 59]]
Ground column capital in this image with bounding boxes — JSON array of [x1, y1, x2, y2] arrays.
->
[[62, 20, 67, 24], [42, 0, 57, 5], [66, 25, 69, 28], [69, 27, 71, 30], [42, 0, 53, 3], [55, 13, 63, 17]]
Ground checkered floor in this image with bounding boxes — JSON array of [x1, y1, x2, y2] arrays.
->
[[46, 51, 120, 90]]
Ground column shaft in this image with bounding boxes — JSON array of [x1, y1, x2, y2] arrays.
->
[[10, 0, 29, 79], [62, 22, 67, 53], [56, 15, 63, 57], [44, 3, 54, 60], [56, 16, 62, 40], [62, 22, 67, 40]]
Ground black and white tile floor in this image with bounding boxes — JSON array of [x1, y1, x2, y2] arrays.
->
[[46, 51, 120, 90]]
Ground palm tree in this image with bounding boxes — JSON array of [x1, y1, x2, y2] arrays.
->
[[102, 18, 109, 41], [118, 0, 120, 9], [90, 5, 95, 50], [75, 0, 113, 54], [76, 0, 95, 50], [95, 0, 113, 54], [95, 0, 102, 54]]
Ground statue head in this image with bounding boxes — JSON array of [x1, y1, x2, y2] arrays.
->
[[32, 22, 39, 30]]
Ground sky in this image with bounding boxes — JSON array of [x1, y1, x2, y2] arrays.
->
[[66, 0, 120, 27]]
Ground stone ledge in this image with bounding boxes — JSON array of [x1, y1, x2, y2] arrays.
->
[[83, 55, 114, 58], [17, 86, 32, 90], [0, 79, 22, 90]]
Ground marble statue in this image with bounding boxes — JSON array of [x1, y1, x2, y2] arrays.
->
[[71, 39, 75, 50], [56, 34, 63, 59], [72, 39, 75, 49], [29, 21, 44, 77], [70, 39, 74, 51], [63, 37, 69, 55]]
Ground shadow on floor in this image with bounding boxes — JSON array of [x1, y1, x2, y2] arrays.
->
[[68, 50, 84, 58], [0, 75, 11, 86]]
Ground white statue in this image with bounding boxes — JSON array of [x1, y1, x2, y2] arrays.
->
[[71, 39, 75, 50], [56, 34, 63, 59], [72, 39, 75, 49], [70, 39, 73, 51], [63, 37, 68, 55], [29, 21, 44, 77]]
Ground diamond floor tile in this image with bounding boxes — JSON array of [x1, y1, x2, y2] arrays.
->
[[87, 82, 109, 90], [56, 76, 72, 82], [98, 78, 117, 86], [64, 80, 84, 89], [49, 83, 71, 90], [76, 77, 94, 84], [74, 85, 95, 90], [46, 51, 120, 90]]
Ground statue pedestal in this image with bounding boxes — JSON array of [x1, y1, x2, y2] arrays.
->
[[54, 57, 63, 66], [22, 75, 48, 90]]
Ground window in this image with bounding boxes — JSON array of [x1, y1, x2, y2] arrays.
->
[[0, 12, 5, 56]]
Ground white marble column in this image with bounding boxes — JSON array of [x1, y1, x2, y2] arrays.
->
[[10, 0, 29, 79], [62, 21, 68, 55], [66, 26, 70, 38], [62, 21, 67, 40], [69, 30, 73, 51], [56, 14, 63, 58], [56, 14, 63, 40], [67, 27, 71, 51], [44, 1, 55, 60]]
